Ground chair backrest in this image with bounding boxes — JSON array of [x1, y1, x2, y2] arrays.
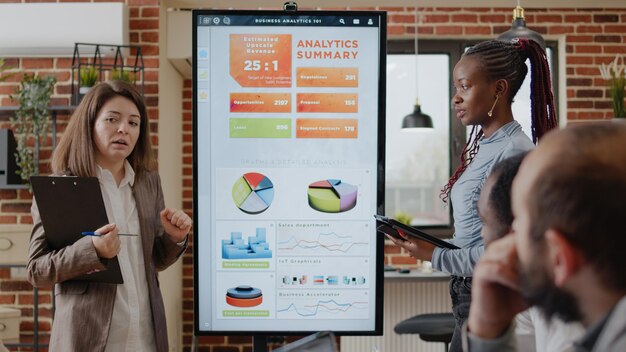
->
[[273, 331, 338, 352]]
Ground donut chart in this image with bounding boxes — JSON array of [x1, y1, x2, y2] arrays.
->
[[232, 172, 274, 214], [307, 179, 357, 213], [226, 285, 263, 307]]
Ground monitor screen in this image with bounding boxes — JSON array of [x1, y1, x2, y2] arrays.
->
[[193, 9, 386, 335]]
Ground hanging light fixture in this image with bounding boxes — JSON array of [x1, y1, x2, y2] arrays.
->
[[497, 0, 546, 49], [402, 3, 433, 130]]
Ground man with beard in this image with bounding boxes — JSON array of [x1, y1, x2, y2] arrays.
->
[[477, 153, 583, 351], [464, 123, 626, 351]]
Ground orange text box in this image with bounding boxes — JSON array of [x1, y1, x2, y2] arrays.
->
[[230, 34, 292, 88], [296, 67, 358, 87], [230, 93, 291, 113], [296, 118, 358, 139], [296, 93, 358, 113]]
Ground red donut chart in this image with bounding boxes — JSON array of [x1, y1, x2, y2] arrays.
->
[[226, 285, 263, 308]]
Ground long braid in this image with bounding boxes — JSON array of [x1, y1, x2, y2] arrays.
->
[[521, 39, 558, 142], [441, 126, 483, 203], [440, 38, 557, 202]]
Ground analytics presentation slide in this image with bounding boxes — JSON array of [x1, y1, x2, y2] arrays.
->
[[194, 10, 385, 334]]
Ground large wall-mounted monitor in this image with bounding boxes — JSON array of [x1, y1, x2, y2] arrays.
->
[[193, 9, 386, 336]]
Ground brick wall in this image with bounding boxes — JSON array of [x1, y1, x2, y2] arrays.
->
[[384, 6, 626, 120], [1, 3, 624, 352], [0, 0, 160, 350], [180, 6, 625, 351]]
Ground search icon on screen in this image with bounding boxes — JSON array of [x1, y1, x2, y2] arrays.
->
[[339, 18, 345, 24]]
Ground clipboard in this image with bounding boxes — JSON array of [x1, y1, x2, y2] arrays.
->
[[374, 214, 460, 250], [30, 176, 123, 284]]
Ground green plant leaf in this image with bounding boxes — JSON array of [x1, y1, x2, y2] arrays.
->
[[0, 58, 17, 82], [79, 66, 99, 87], [110, 68, 136, 83], [9, 74, 57, 187]]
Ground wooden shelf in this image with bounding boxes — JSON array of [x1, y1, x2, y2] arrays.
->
[[0, 184, 28, 190], [0, 105, 76, 120], [0, 105, 75, 190]]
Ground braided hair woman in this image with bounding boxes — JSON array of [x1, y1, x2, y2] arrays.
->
[[386, 38, 557, 351]]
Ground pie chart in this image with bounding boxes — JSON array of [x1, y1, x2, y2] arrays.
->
[[232, 172, 274, 214], [307, 179, 357, 213]]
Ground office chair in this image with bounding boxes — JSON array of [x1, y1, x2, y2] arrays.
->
[[394, 312, 455, 351]]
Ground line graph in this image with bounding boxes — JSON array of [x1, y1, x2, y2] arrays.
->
[[277, 298, 369, 319], [278, 232, 367, 253], [277, 222, 370, 256]]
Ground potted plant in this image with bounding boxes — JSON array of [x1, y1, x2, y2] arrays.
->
[[599, 56, 626, 119], [110, 68, 136, 84], [78, 65, 99, 95], [0, 58, 17, 82], [9, 74, 57, 187], [394, 211, 413, 226]]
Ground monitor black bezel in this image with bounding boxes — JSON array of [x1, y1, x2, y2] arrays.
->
[[193, 8, 387, 336]]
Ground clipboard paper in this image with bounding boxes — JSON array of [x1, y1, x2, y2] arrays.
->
[[30, 176, 124, 284]]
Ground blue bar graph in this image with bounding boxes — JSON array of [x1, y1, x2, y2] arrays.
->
[[222, 228, 272, 259]]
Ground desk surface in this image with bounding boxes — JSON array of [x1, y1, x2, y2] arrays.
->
[[384, 269, 450, 281]]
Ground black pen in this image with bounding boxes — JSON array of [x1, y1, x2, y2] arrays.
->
[[81, 231, 138, 237]]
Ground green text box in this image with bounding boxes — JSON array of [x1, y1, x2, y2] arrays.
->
[[223, 310, 269, 317], [222, 261, 270, 269], [230, 118, 292, 138]]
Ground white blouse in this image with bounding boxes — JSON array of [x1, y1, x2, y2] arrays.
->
[[98, 162, 156, 352]]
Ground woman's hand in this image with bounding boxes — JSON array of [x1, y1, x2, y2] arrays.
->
[[91, 223, 121, 259], [160, 208, 192, 243], [385, 229, 436, 261]]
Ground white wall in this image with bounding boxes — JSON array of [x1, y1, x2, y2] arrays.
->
[[158, 2, 185, 350]]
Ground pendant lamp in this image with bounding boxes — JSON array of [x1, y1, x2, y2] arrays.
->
[[402, 4, 433, 130], [402, 99, 433, 128], [497, 1, 546, 49]]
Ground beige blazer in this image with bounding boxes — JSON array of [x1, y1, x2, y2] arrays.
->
[[27, 171, 187, 352]]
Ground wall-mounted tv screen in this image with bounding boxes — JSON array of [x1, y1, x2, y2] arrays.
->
[[193, 9, 386, 335]]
